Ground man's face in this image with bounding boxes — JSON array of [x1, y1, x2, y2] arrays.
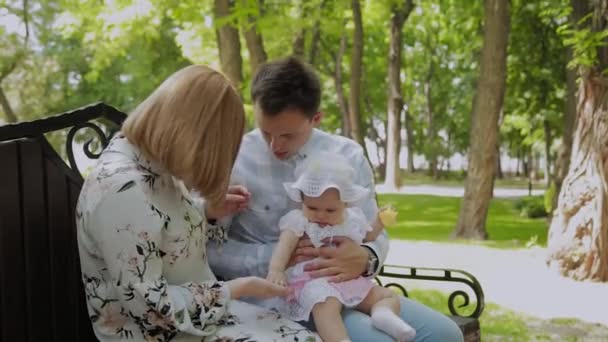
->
[[255, 106, 321, 160]]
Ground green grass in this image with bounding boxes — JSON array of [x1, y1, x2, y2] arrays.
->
[[388, 170, 546, 190], [378, 194, 548, 249], [406, 289, 608, 341]]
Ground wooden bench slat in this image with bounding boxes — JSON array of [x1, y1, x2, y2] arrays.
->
[[0, 141, 28, 341], [69, 179, 96, 341], [20, 139, 54, 342], [45, 138, 96, 341], [46, 155, 81, 341]]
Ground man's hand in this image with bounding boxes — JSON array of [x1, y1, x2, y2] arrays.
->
[[206, 185, 251, 220], [227, 276, 289, 299], [303, 236, 367, 282], [287, 234, 319, 267]]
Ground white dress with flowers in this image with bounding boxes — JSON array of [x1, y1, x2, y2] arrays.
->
[[76, 135, 319, 342], [276, 208, 376, 321]]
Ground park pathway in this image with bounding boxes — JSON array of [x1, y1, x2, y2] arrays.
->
[[384, 240, 608, 326]]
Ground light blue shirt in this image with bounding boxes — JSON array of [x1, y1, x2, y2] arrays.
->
[[207, 128, 389, 280]]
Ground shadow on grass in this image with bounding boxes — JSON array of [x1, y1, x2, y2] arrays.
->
[[407, 289, 608, 341]]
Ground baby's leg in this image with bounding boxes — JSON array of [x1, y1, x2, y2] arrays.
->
[[312, 297, 350, 342], [356, 286, 416, 342]]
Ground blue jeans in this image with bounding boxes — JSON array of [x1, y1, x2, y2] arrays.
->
[[340, 296, 463, 342]]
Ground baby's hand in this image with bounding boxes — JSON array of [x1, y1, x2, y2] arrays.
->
[[267, 270, 287, 287], [378, 205, 398, 227]]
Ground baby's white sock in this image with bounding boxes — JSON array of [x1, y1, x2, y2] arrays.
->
[[371, 307, 416, 342]]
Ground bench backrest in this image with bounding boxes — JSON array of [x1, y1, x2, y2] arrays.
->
[[0, 103, 126, 342]]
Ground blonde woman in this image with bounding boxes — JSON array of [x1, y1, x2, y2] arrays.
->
[[76, 65, 319, 341]]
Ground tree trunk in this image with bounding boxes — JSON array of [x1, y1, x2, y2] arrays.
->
[[454, 0, 509, 240], [496, 109, 505, 179], [496, 143, 503, 179], [0, 86, 18, 123], [424, 64, 439, 179], [516, 146, 521, 177], [530, 152, 538, 181], [547, 72, 608, 281], [334, 34, 350, 137], [547, 0, 608, 282], [214, 0, 243, 88], [405, 109, 415, 172], [384, 0, 414, 190], [293, 1, 307, 59], [242, 0, 267, 74], [555, 0, 587, 198], [293, 30, 306, 59], [543, 119, 553, 186], [348, 0, 364, 146]]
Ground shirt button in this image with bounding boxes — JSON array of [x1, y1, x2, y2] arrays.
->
[[265, 205, 270, 211]]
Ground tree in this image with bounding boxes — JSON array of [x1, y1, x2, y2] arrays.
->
[[348, 0, 364, 146], [555, 0, 588, 202], [547, 0, 608, 282], [0, 0, 31, 123], [215, 0, 244, 88], [241, 0, 267, 74], [454, 0, 510, 239], [384, 0, 414, 190]]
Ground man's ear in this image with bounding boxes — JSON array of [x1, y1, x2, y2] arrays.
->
[[311, 112, 323, 127]]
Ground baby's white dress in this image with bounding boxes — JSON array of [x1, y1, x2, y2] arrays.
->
[[277, 207, 376, 321]]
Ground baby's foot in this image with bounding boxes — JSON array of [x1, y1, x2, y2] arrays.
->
[[371, 307, 416, 342]]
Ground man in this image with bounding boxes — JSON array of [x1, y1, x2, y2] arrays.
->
[[206, 57, 463, 342]]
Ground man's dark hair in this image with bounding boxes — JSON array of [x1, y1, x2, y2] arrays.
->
[[251, 56, 321, 118]]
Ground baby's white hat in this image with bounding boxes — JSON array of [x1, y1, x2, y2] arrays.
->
[[284, 152, 369, 205]]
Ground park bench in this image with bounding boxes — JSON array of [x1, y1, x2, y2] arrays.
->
[[0, 102, 484, 341]]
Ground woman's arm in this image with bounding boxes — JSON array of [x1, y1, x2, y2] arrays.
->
[[89, 183, 231, 337]]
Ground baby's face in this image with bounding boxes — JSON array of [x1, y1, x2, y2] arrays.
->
[[302, 188, 346, 227]]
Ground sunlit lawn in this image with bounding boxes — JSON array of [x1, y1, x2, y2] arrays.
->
[[395, 170, 547, 190], [378, 194, 549, 249]]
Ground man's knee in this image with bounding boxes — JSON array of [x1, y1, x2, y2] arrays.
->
[[342, 309, 394, 342], [428, 317, 463, 342]]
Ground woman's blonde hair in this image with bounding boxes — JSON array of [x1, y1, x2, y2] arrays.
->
[[122, 65, 245, 203]]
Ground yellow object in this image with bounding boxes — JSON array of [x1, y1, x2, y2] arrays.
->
[[379, 206, 398, 226]]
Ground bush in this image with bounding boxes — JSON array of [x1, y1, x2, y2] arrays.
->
[[514, 196, 547, 218]]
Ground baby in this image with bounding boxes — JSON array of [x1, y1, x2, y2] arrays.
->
[[267, 153, 415, 342]]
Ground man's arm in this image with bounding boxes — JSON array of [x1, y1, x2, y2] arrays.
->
[[354, 150, 390, 272]]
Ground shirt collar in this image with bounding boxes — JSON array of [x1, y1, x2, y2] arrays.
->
[[109, 134, 167, 176], [290, 129, 319, 163]]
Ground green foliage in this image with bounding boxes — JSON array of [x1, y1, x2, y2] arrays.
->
[[557, 12, 608, 70], [502, 0, 568, 162], [0, 0, 592, 191], [514, 196, 547, 218]]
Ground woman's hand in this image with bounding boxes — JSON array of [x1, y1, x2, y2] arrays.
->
[[227, 276, 289, 299], [266, 270, 287, 287], [206, 185, 251, 220]]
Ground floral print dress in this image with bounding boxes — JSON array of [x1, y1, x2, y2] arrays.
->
[[76, 135, 319, 342]]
